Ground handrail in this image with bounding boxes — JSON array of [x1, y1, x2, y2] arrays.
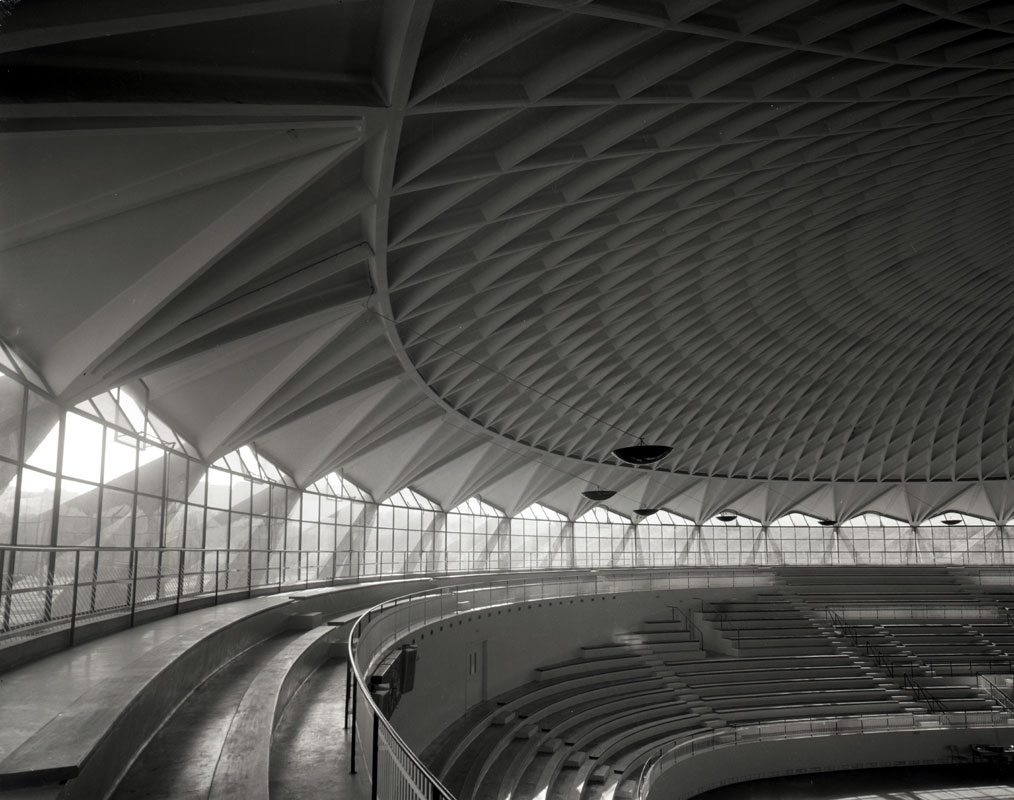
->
[[0, 543, 415, 644], [978, 674, 1014, 713], [635, 709, 1014, 800], [902, 675, 946, 713], [675, 605, 703, 644], [345, 568, 776, 800]]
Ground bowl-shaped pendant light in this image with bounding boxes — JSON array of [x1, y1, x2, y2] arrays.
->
[[612, 443, 672, 465], [633, 508, 658, 517], [716, 510, 737, 523], [582, 489, 616, 501]]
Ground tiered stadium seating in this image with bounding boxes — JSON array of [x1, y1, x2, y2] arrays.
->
[[775, 566, 988, 617], [427, 602, 929, 800], [699, 597, 837, 656], [425, 577, 1014, 800], [777, 568, 1007, 713], [423, 614, 717, 800]]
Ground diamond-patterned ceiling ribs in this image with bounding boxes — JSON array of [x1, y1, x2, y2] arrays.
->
[[390, 0, 1014, 484], [2, 0, 1013, 525]]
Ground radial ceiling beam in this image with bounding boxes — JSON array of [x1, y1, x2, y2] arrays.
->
[[0, 0, 366, 55], [48, 144, 352, 399]]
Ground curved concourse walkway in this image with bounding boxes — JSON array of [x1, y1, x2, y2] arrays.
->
[[0, 591, 371, 800], [698, 766, 1014, 799]]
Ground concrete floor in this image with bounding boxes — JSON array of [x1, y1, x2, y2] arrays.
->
[[0, 595, 290, 763], [110, 632, 302, 800], [271, 657, 371, 800], [108, 642, 370, 800]]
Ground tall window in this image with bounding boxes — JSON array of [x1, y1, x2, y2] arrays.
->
[[373, 488, 441, 576], [768, 513, 836, 565], [699, 513, 762, 566], [512, 503, 569, 570], [636, 510, 694, 568], [574, 507, 632, 568], [448, 497, 506, 572], [840, 513, 911, 565], [918, 512, 1005, 565]]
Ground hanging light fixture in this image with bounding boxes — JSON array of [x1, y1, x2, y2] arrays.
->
[[582, 489, 616, 501], [633, 508, 658, 517], [817, 518, 836, 527], [716, 510, 737, 523], [612, 438, 672, 465], [941, 515, 962, 526]]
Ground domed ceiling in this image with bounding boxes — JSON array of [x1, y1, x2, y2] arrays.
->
[[1, 0, 1013, 522]]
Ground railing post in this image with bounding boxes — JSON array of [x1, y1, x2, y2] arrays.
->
[[350, 679, 358, 774], [214, 550, 221, 605], [175, 550, 185, 614], [129, 550, 138, 627], [345, 659, 352, 729], [68, 550, 81, 646], [371, 709, 380, 800], [0, 549, 7, 634]]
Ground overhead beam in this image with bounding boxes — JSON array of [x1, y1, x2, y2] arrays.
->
[[48, 143, 351, 398], [0, 0, 366, 55]]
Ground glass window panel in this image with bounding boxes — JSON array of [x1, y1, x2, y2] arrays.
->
[[251, 480, 269, 516], [0, 461, 17, 544], [167, 454, 190, 501], [230, 473, 251, 513], [270, 484, 288, 517], [207, 467, 231, 509], [164, 501, 186, 548], [205, 508, 229, 550], [188, 468, 207, 506], [319, 494, 337, 525], [62, 412, 103, 483], [251, 517, 270, 587], [134, 493, 163, 548], [286, 489, 301, 520], [24, 392, 60, 473], [17, 468, 56, 546], [88, 392, 120, 425], [104, 428, 138, 490], [137, 450, 166, 497], [145, 411, 179, 450], [251, 516, 269, 551], [115, 390, 147, 435], [0, 372, 24, 460], [269, 518, 286, 552], [57, 478, 99, 546], [185, 504, 205, 549], [302, 493, 319, 523], [99, 487, 135, 548], [301, 520, 319, 553], [230, 513, 251, 552]]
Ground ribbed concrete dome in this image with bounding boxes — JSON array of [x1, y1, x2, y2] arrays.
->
[[1, 0, 1013, 520]]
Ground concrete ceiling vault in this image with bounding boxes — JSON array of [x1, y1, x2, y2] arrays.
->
[[2, 0, 1013, 523]]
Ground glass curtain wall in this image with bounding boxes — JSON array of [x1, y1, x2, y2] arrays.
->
[[2, 333, 1012, 629]]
